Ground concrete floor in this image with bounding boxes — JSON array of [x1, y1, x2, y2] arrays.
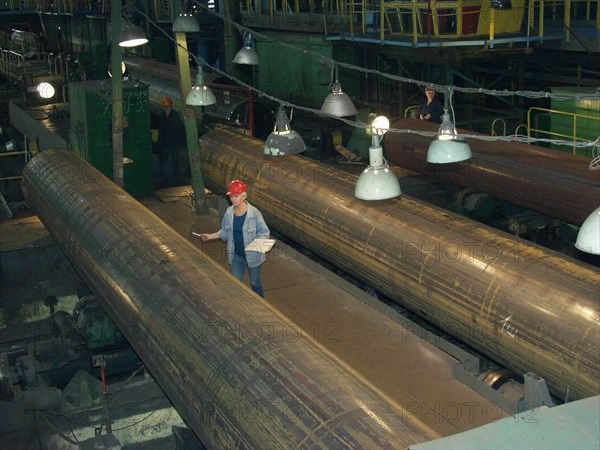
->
[[0, 185, 510, 448]]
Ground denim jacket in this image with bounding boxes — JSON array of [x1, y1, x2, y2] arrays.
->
[[218, 202, 270, 268]]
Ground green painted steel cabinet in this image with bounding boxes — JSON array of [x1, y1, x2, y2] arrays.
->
[[69, 80, 153, 197]]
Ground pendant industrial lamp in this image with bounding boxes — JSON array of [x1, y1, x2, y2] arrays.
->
[[233, 32, 259, 65], [355, 116, 401, 200], [264, 107, 306, 156], [321, 64, 358, 117], [173, 13, 200, 33], [575, 206, 600, 254], [427, 88, 472, 164], [119, 23, 148, 47], [186, 66, 216, 106]]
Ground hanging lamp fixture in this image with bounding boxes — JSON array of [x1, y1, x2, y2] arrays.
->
[[355, 116, 401, 200], [264, 107, 306, 156], [321, 64, 358, 117]]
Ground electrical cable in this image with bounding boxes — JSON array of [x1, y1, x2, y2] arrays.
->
[[590, 139, 600, 171], [132, 6, 600, 153], [107, 363, 145, 396], [109, 408, 157, 432], [37, 410, 79, 446], [190, 1, 600, 102]]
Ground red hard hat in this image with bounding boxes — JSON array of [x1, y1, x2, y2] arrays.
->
[[227, 180, 247, 195], [161, 97, 173, 107]]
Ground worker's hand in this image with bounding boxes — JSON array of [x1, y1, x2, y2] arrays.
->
[[200, 234, 208, 241]]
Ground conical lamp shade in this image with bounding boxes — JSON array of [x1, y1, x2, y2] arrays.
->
[[119, 24, 148, 47], [233, 47, 259, 65], [355, 146, 401, 200], [186, 85, 216, 106], [321, 82, 358, 117], [264, 108, 306, 156], [186, 70, 216, 106], [173, 14, 200, 33], [575, 206, 600, 254], [427, 139, 472, 163]]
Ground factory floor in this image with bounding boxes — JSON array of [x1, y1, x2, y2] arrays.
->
[[0, 184, 509, 448]]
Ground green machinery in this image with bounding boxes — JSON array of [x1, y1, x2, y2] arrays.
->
[[68, 80, 153, 197]]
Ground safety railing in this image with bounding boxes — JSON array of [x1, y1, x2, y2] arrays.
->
[[404, 104, 420, 118], [237, 0, 597, 44], [527, 106, 600, 156], [0, 48, 62, 82], [491, 118, 507, 136]]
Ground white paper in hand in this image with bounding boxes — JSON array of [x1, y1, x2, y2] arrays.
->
[[245, 238, 276, 253]]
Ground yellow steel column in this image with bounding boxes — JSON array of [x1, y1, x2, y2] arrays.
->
[[174, 31, 208, 214], [540, 0, 545, 39]]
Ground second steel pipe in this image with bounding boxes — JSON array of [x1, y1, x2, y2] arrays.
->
[[200, 126, 600, 402], [384, 118, 600, 226]]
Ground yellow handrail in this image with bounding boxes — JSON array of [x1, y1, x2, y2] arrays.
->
[[404, 104, 420, 118], [527, 106, 600, 155], [514, 124, 529, 136], [491, 118, 506, 136], [233, 0, 596, 43]]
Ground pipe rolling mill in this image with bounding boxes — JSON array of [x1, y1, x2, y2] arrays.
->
[[21, 132, 599, 446], [22, 149, 440, 449], [198, 126, 599, 404]]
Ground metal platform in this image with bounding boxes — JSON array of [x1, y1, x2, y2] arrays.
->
[[410, 395, 600, 449]]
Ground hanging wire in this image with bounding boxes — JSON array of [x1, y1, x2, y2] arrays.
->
[[132, 5, 600, 153], [590, 138, 600, 171], [447, 87, 457, 130], [190, 0, 600, 102]]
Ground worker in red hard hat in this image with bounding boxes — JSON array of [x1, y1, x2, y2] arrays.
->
[[157, 96, 185, 188], [198, 180, 271, 298]]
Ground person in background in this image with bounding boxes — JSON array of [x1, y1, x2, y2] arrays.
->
[[157, 97, 185, 188], [419, 87, 444, 124], [199, 180, 270, 298]]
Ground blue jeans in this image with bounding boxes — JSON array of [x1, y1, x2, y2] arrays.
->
[[231, 253, 264, 298]]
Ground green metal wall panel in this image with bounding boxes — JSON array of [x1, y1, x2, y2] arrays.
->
[[68, 80, 153, 197], [256, 35, 333, 108], [550, 86, 600, 157]]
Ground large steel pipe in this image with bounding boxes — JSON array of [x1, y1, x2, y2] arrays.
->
[[22, 150, 438, 448], [384, 119, 600, 226], [200, 126, 600, 402]]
